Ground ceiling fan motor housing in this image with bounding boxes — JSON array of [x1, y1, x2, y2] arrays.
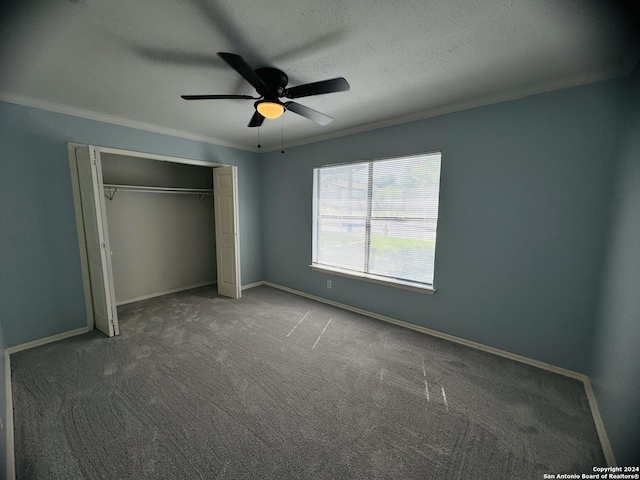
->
[[254, 67, 289, 97]]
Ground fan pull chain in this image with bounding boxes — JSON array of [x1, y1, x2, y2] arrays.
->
[[257, 126, 261, 149], [281, 116, 285, 154]]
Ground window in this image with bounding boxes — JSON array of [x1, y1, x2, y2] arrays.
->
[[312, 152, 441, 292]]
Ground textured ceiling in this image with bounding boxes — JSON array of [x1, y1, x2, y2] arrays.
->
[[1, 0, 638, 151]]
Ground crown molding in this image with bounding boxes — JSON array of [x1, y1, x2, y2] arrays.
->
[[0, 92, 260, 153], [263, 66, 630, 153]]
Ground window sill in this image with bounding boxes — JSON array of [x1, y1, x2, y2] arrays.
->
[[309, 264, 436, 295]]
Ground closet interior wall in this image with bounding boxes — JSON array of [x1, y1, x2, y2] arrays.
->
[[101, 153, 217, 304]]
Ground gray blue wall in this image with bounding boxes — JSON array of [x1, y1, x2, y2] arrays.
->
[[0, 101, 262, 348], [592, 70, 640, 465], [261, 80, 624, 375]]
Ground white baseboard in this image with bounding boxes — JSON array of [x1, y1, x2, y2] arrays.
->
[[5, 352, 15, 480], [5, 327, 91, 355], [116, 282, 217, 306], [260, 281, 616, 465], [118, 281, 265, 303], [241, 281, 265, 291], [582, 377, 617, 466]]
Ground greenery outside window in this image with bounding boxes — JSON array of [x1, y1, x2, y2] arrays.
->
[[312, 152, 442, 292]]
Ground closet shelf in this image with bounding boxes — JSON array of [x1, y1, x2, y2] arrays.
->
[[103, 184, 213, 201]]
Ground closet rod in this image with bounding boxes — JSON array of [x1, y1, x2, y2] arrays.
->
[[103, 184, 213, 201]]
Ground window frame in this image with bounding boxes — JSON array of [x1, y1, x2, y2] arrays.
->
[[311, 152, 441, 294]]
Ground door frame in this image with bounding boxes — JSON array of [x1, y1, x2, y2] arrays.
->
[[68, 143, 241, 333]]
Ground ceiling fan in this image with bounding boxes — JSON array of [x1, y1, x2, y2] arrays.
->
[[181, 52, 350, 127]]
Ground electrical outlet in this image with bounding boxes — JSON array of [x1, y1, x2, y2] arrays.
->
[[327, 280, 332, 289]]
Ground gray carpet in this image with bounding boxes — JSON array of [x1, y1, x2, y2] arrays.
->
[[11, 285, 605, 479]]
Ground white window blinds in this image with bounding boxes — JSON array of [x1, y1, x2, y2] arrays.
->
[[314, 152, 441, 286]]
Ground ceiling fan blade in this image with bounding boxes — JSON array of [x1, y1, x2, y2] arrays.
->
[[181, 94, 257, 100], [248, 111, 265, 127], [285, 102, 333, 126], [284, 77, 350, 99], [218, 52, 269, 94]]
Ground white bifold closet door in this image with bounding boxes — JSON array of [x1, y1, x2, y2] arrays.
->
[[213, 166, 242, 299], [75, 146, 120, 336]]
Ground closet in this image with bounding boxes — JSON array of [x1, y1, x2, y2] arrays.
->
[[70, 144, 242, 338], [101, 153, 217, 305]]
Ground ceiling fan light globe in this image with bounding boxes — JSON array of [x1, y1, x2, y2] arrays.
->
[[256, 101, 285, 119]]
